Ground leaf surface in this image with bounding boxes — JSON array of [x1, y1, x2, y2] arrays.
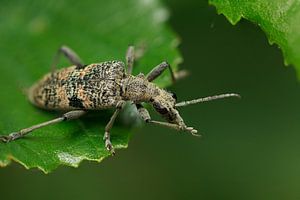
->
[[0, 0, 181, 173]]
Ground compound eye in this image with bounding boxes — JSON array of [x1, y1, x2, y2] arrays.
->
[[153, 102, 168, 115], [170, 92, 177, 101]]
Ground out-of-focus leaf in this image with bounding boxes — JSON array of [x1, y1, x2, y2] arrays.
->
[[210, 0, 300, 77]]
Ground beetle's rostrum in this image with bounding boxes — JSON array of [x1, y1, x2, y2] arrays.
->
[[0, 45, 240, 155]]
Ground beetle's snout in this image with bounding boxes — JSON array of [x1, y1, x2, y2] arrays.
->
[[150, 97, 180, 123]]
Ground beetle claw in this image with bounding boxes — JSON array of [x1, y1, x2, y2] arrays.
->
[[105, 140, 115, 156], [103, 132, 115, 156]]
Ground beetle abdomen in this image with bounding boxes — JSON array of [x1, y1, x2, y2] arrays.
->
[[29, 61, 125, 110]]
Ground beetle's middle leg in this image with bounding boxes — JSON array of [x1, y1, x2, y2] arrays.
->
[[126, 46, 135, 75], [125, 45, 145, 75], [103, 101, 125, 155], [51, 45, 84, 71], [0, 110, 86, 143]]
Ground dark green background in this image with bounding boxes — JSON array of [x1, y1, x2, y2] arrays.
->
[[1, 0, 300, 199]]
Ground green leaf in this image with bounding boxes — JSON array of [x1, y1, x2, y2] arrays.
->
[[0, 0, 181, 173], [209, 0, 300, 77]]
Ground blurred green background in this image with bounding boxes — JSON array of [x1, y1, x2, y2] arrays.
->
[[1, 0, 300, 200]]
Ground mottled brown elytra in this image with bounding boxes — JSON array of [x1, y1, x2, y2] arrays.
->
[[0, 45, 240, 155]]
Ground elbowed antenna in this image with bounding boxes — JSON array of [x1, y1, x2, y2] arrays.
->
[[175, 93, 241, 107]]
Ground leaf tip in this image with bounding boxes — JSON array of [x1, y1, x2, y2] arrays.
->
[[208, 1, 242, 25], [0, 159, 11, 167], [57, 152, 85, 168]]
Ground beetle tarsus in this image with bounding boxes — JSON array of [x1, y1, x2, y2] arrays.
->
[[103, 131, 115, 155], [0, 132, 21, 143]]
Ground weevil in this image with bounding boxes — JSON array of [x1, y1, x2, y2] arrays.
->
[[0, 45, 240, 154]]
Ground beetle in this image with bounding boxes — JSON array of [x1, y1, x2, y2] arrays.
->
[[0, 45, 240, 155]]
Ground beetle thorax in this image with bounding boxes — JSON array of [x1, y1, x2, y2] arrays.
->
[[121, 74, 160, 103]]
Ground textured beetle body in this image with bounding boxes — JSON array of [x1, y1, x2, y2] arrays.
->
[[1, 45, 239, 155], [29, 61, 125, 110]]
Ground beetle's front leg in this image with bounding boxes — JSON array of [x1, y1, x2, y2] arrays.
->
[[146, 62, 189, 83], [103, 101, 125, 155], [146, 62, 176, 83], [135, 103, 199, 136], [149, 120, 199, 136]]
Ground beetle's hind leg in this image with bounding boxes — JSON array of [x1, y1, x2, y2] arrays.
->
[[103, 101, 125, 155], [0, 110, 86, 143], [51, 45, 84, 71]]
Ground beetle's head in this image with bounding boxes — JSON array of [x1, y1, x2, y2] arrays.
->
[[150, 90, 185, 126], [149, 89, 240, 136]]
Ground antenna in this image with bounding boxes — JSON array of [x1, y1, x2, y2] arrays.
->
[[175, 93, 241, 107]]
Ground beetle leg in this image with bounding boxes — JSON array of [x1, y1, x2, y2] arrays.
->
[[146, 61, 176, 83], [146, 61, 189, 83], [51, 45, 84, 71], [149, 120, 199, 136], [135, 103, 151, 122], [103, 101, 125, 155], [135, 103, 199, 136], [0, 110, 86, 143], [125, 45, 146, 75], [126, 46, 135, 75]]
